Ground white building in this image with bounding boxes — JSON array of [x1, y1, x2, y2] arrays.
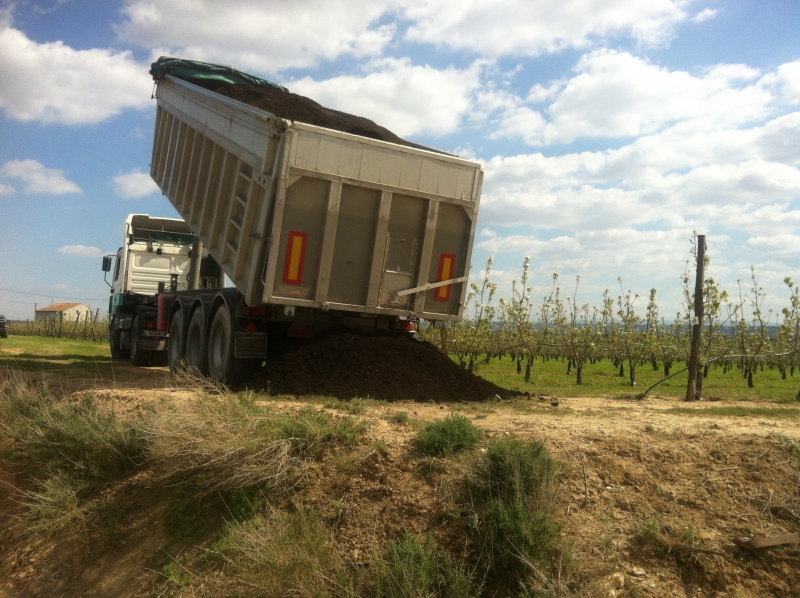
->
[[34, 303, 93, 322]]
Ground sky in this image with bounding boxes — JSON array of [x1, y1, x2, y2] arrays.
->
[[1, 0, 799, 323]]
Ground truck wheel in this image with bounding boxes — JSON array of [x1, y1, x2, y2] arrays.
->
[[130, 314, 153, 366], [185, 308, 208, 375], [207, 304, 260, 384], [167, 311, 185, 374]]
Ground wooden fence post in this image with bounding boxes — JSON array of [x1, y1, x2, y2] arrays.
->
[[686, 234, 706, 401]]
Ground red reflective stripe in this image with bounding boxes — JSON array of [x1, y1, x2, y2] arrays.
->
[[434, 253, 456, 302], [283, 231, 308, 285]]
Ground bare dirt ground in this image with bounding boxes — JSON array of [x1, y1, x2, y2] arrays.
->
[[1, 338, 799, 598]]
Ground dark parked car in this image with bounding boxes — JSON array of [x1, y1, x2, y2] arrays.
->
[[0, 315, 7, 338]]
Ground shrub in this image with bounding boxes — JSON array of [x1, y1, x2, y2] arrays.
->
[[415, 414, 481, 456], [467, 437, 563, 580], [387, 410, 410, 425], [370, 532, 475, 598]]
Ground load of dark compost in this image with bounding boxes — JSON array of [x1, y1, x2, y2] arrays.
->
[[242, 329, 515, 402], [213, 84, 447, 154]]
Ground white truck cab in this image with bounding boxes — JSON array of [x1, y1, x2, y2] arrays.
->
[[103, 214, 197, 365]]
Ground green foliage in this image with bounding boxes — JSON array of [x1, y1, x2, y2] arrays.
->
[[467, 438, 563, 580], [637, 519, 664, 549], [370, 532, 475, 598], [22, 472, 89, 534], [322, 397, 370, 415], [415, 414, 481, 456], [387, 410, 410, 425], [209, 507, 338, 597]]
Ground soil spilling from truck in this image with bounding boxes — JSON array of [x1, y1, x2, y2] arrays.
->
[[244, 330, 514, 402], [213, 83, 446, 154]]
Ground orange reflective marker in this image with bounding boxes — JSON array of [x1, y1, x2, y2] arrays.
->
[[283, 231, 308, 285], [435, 253, 456, 302]]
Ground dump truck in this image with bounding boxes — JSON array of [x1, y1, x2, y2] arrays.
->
[[106, 57, 484, 383]]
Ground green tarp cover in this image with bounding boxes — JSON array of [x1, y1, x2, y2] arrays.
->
[[150, 56, 288, 92]]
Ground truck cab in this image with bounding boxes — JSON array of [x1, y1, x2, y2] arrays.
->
[[104, 214, 194, 364]]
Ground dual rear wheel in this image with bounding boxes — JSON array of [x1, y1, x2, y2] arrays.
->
[[168, 304, 261, 384]]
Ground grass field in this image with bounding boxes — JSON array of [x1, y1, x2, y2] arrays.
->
[[463, 353, 800, 403], [3, 335, 800, 402]]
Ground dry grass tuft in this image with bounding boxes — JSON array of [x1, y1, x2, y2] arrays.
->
[[146, 392, 365, 495]]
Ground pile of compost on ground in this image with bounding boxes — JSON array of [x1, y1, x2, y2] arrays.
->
[[243, 330, 514, 402], [213, 83, 446, 154]]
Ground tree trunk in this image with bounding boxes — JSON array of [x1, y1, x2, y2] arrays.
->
[[517, 357, 522, 374], [664, 361, 671, 376], [619, 362, 625, 377], [525, 358, 532, 383], [747, 370, 754, 388], [651, 358, 658, 371], [468, 356, 474, 372], [576, 363, 583, 385], [703, 364, 709, 378], [566, 359, 572, 375], [439, 325, 448, 356], [629, 363, 637, 386], [781, 367, 787, 380]]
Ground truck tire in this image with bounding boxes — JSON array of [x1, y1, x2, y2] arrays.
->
[[130, 314, 153, 366], [167, 310, 186, 374], [185, 308, 208, 375], [207, 304, 260, 384]]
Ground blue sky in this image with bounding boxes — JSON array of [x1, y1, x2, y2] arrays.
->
[[1, 0, 799, 322]]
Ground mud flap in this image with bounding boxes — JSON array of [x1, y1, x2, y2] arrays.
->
[[235, 332, 267, 359]]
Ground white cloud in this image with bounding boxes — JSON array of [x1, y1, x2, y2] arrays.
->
[[692, 8, 717, 23], [0, 159, 82, 194], [290, 58, 485, 137], [490, 50, 778, 146], [0, 23, 151, 124], [0, 183, 14, 195], [57, 245, 106, 258], [403, 0, 692, 56], [113, 169, 159, 199], [117, 0, 398, 73]]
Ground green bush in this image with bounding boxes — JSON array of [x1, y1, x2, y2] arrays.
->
[[468, 437, 563, 579], [371, 532, 475, 598], [415, 414, 481, 456], [387, 410, 410, 425]]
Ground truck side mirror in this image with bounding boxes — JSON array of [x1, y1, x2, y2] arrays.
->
[[102, 256, 112, 272]]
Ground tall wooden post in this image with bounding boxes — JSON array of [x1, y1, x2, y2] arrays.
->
[[686, 235, 706, 401]]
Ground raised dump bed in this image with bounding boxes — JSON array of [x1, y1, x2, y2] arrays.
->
[[150, 67, 483, 322]]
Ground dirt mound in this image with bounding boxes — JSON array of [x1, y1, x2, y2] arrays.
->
[[244, 330, 514, 402], [213, 84, 444, 154]]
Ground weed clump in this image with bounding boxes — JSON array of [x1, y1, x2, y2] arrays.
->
[[415, 414, 481, 456], [0, 376, 146, 479], [370, 532, 475, 598], [200, 507, 338, 597], [146, 394, 365, 495], [387, 410, 410, 425], [466, 437, 564, 587]]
